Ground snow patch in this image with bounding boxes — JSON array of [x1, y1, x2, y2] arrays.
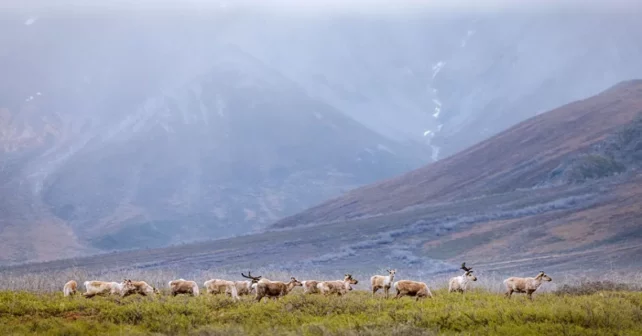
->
[[432, 105, 441, 118], [215, 94, 226, 117], [432, 61, 445, 79], [24, 16, 39, 25], [423, 130, 433, 137], [377, 144, 395, 154], [460, 30, 476, 47], [432, 98, 442, 118], [431, 145, 441, 161], [199, 100, 209, 125], [107, 97, 162, 138], [25, 92, 43, 102], [437, 124, 444, 131]]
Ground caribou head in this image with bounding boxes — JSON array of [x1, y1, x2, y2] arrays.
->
[[536, 271, 552, 282]]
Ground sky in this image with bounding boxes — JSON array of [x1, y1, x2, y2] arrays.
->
[[2, 0, 640, 16]]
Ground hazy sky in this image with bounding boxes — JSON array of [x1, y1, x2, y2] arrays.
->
[[2, 0, 640, 16]]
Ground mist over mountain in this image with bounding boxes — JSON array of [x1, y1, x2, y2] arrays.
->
[[1, 0, 642, 264]]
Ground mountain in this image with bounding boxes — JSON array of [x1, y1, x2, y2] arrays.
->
[[226, 9, 642, 158], [6, 80, 642, 276], [2, 5, 642, 265], [0, 43, 428, 264], [273, 80, 642, 226]]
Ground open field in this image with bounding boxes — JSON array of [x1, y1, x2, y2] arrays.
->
[[1, 270, 642, 335], [2, 285, 642, 336]]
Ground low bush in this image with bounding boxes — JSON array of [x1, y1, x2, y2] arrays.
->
[[1, 288, 642, 335], [554, 280, 641, 296]]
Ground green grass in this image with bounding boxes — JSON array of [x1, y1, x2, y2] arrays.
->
[[1, 289, 641, 336]]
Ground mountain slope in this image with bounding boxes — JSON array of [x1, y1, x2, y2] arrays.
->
[[273, 80, 642, 227], [0, 46, 427, 264], [227, 10, 642, 159], [3, 6, 642, 265], [6, 80, 642, 276]]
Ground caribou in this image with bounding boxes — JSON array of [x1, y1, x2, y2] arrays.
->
[[233, 281, 255, 296], [301, 280, 321, 294], [503, 271, 552, 300], [448, 262, 478, 293], [168, 279, 200, 296], [371, 269, 396, 298], [254, 276, 302, 302], [241, 271, 270, 293], [124, 280, 160, 297], [63, 280, 77, 297], [203, 279, 240, 300], [83, 279, 135, 298], [317, 274, 359, 296], [392, 280, 434, 301]]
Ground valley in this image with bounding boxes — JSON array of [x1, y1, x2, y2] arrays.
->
[[1, 4, 642, 269], [4, 80, 642, 277]]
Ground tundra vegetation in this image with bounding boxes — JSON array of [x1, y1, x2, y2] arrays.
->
[[1, 269, 641, 335]]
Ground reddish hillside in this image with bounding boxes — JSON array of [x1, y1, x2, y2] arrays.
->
[[274, 80, 642, 228]]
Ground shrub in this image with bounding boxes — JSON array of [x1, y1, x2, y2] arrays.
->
[[2, 289, 642, 335], [554, 281, 641, 296]]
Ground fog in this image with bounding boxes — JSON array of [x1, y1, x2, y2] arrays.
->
[[3, 0, 641, 15], [1, 0, 642, 263]]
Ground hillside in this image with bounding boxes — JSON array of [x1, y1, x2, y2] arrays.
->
[[5, 80, 642, 276], [3, 4, 642, 265], [229, 10, 642, 158], [273, 80, 642, 227], [0, 44, 427, 264]]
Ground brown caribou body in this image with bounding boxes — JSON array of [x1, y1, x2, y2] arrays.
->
[[83, 279, 135, 298], [371, 269, 396, 298], [203, 279, 240, 300], [503, 271, 552, 300], [168, 279, 200, 296], [393, 280, 434, 301], [124, 280, 159, 297], [254, 276, 302, 302], [317, 274, 359, 295], [63, 280, 77, 297], [301, 280, 321, 294]]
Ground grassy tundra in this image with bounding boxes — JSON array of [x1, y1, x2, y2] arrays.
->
[[1, 269, 642, 335], [2, 284, 642, 335]]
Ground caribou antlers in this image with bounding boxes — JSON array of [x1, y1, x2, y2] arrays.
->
[[460, 262, 473, 273], [241, 271, 262, 281]]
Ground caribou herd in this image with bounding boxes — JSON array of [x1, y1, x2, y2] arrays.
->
[[62, 263, 553, 302]]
